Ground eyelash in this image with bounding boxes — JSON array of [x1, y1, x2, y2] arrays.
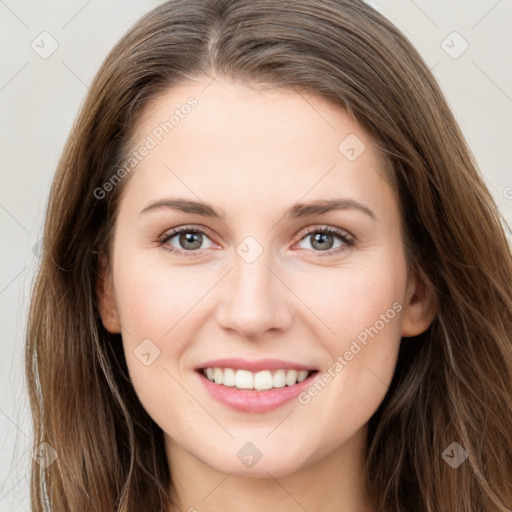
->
[[156, 225, 355, 258]]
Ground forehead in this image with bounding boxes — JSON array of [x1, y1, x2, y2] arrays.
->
[[123, 77, 395, 220]]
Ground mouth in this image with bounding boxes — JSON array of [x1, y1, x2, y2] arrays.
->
[[199, 367, 317, 391], [194, 358, 319, 413]]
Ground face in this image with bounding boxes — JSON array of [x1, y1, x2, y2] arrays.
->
[[98, 77, 435, 479]]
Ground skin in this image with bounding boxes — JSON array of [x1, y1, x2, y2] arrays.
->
[[97, 76, 437, 512]]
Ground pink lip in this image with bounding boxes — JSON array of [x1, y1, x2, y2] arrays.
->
[[196, 369, 319, 413], [195, 357, 315, 372]]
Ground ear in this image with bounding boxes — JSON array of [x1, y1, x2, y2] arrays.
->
[[401, 270, 437, 338], [95, 252, 121, 333]]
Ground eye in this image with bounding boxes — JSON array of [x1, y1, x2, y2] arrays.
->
[[158, 226, 215, 257], [157, 224, 354, 258], [294, 226, 354, 256]]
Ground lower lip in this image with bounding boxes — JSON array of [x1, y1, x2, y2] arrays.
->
[[197, 370, 318, 413]]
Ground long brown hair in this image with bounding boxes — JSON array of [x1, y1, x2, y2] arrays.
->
[[26, 0, 512, 510]]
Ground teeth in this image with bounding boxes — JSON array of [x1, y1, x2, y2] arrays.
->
[[297, 370, 309, 382], [235, 369, 253, 389], [223, 368, 236, 387], [254, 370, 273, 390], [202, 367, 312, 390], [285, 369, 298, 386], [213, 367, 223, 384], [273, 369, 286, 388]]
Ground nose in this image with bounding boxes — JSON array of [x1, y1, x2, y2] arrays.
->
[[215, 248, 293, 340]]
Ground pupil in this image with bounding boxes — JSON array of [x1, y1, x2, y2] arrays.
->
[[177, 231, 334, 251], [312, 233, 333, 250], [181, 232, 202, 250]]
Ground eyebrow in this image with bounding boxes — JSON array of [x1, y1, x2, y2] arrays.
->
[[139, 197, 375, 220]]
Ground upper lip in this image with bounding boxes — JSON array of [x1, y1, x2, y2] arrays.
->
[[196, 358, 316, 372]]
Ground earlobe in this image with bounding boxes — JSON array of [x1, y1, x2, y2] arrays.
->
[[95, 252, 121, 333], [401, 270, 437, 338]]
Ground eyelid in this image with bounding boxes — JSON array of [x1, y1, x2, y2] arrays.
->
[[157, 223, 355, 257], [157, 224, 218, 257], [157, 224, 216, 241], [295, 224, 353, 243], [292, 224, 355, 257]]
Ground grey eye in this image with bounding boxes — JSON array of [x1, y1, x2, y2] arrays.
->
[[298, 231, 345, 251], [167, 231, 213, 251]]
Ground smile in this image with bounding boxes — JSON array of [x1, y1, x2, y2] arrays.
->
[[202, 367, 313, 390], [195, 359, 319, 413]]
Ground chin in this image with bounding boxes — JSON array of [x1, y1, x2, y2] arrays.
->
[[199, 445, 315, 479]]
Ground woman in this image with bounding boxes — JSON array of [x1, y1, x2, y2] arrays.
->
[[26, 0, 512, 510]]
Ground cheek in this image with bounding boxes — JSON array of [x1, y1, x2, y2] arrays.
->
[[292, 253, 406, 433], [112, 251, 208, 341], [310, 269, 403, 396], [292, 254, 406, 353], [111, 252, 222, 405], [112, 256, 195, 426], [305, 315, 402, 454]]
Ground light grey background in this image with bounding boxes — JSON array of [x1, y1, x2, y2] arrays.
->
[[1, 1, 511, 510]]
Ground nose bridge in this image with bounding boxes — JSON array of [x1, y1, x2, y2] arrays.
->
[[234, 249, 274, 302], [216, 240, 291, 337]]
